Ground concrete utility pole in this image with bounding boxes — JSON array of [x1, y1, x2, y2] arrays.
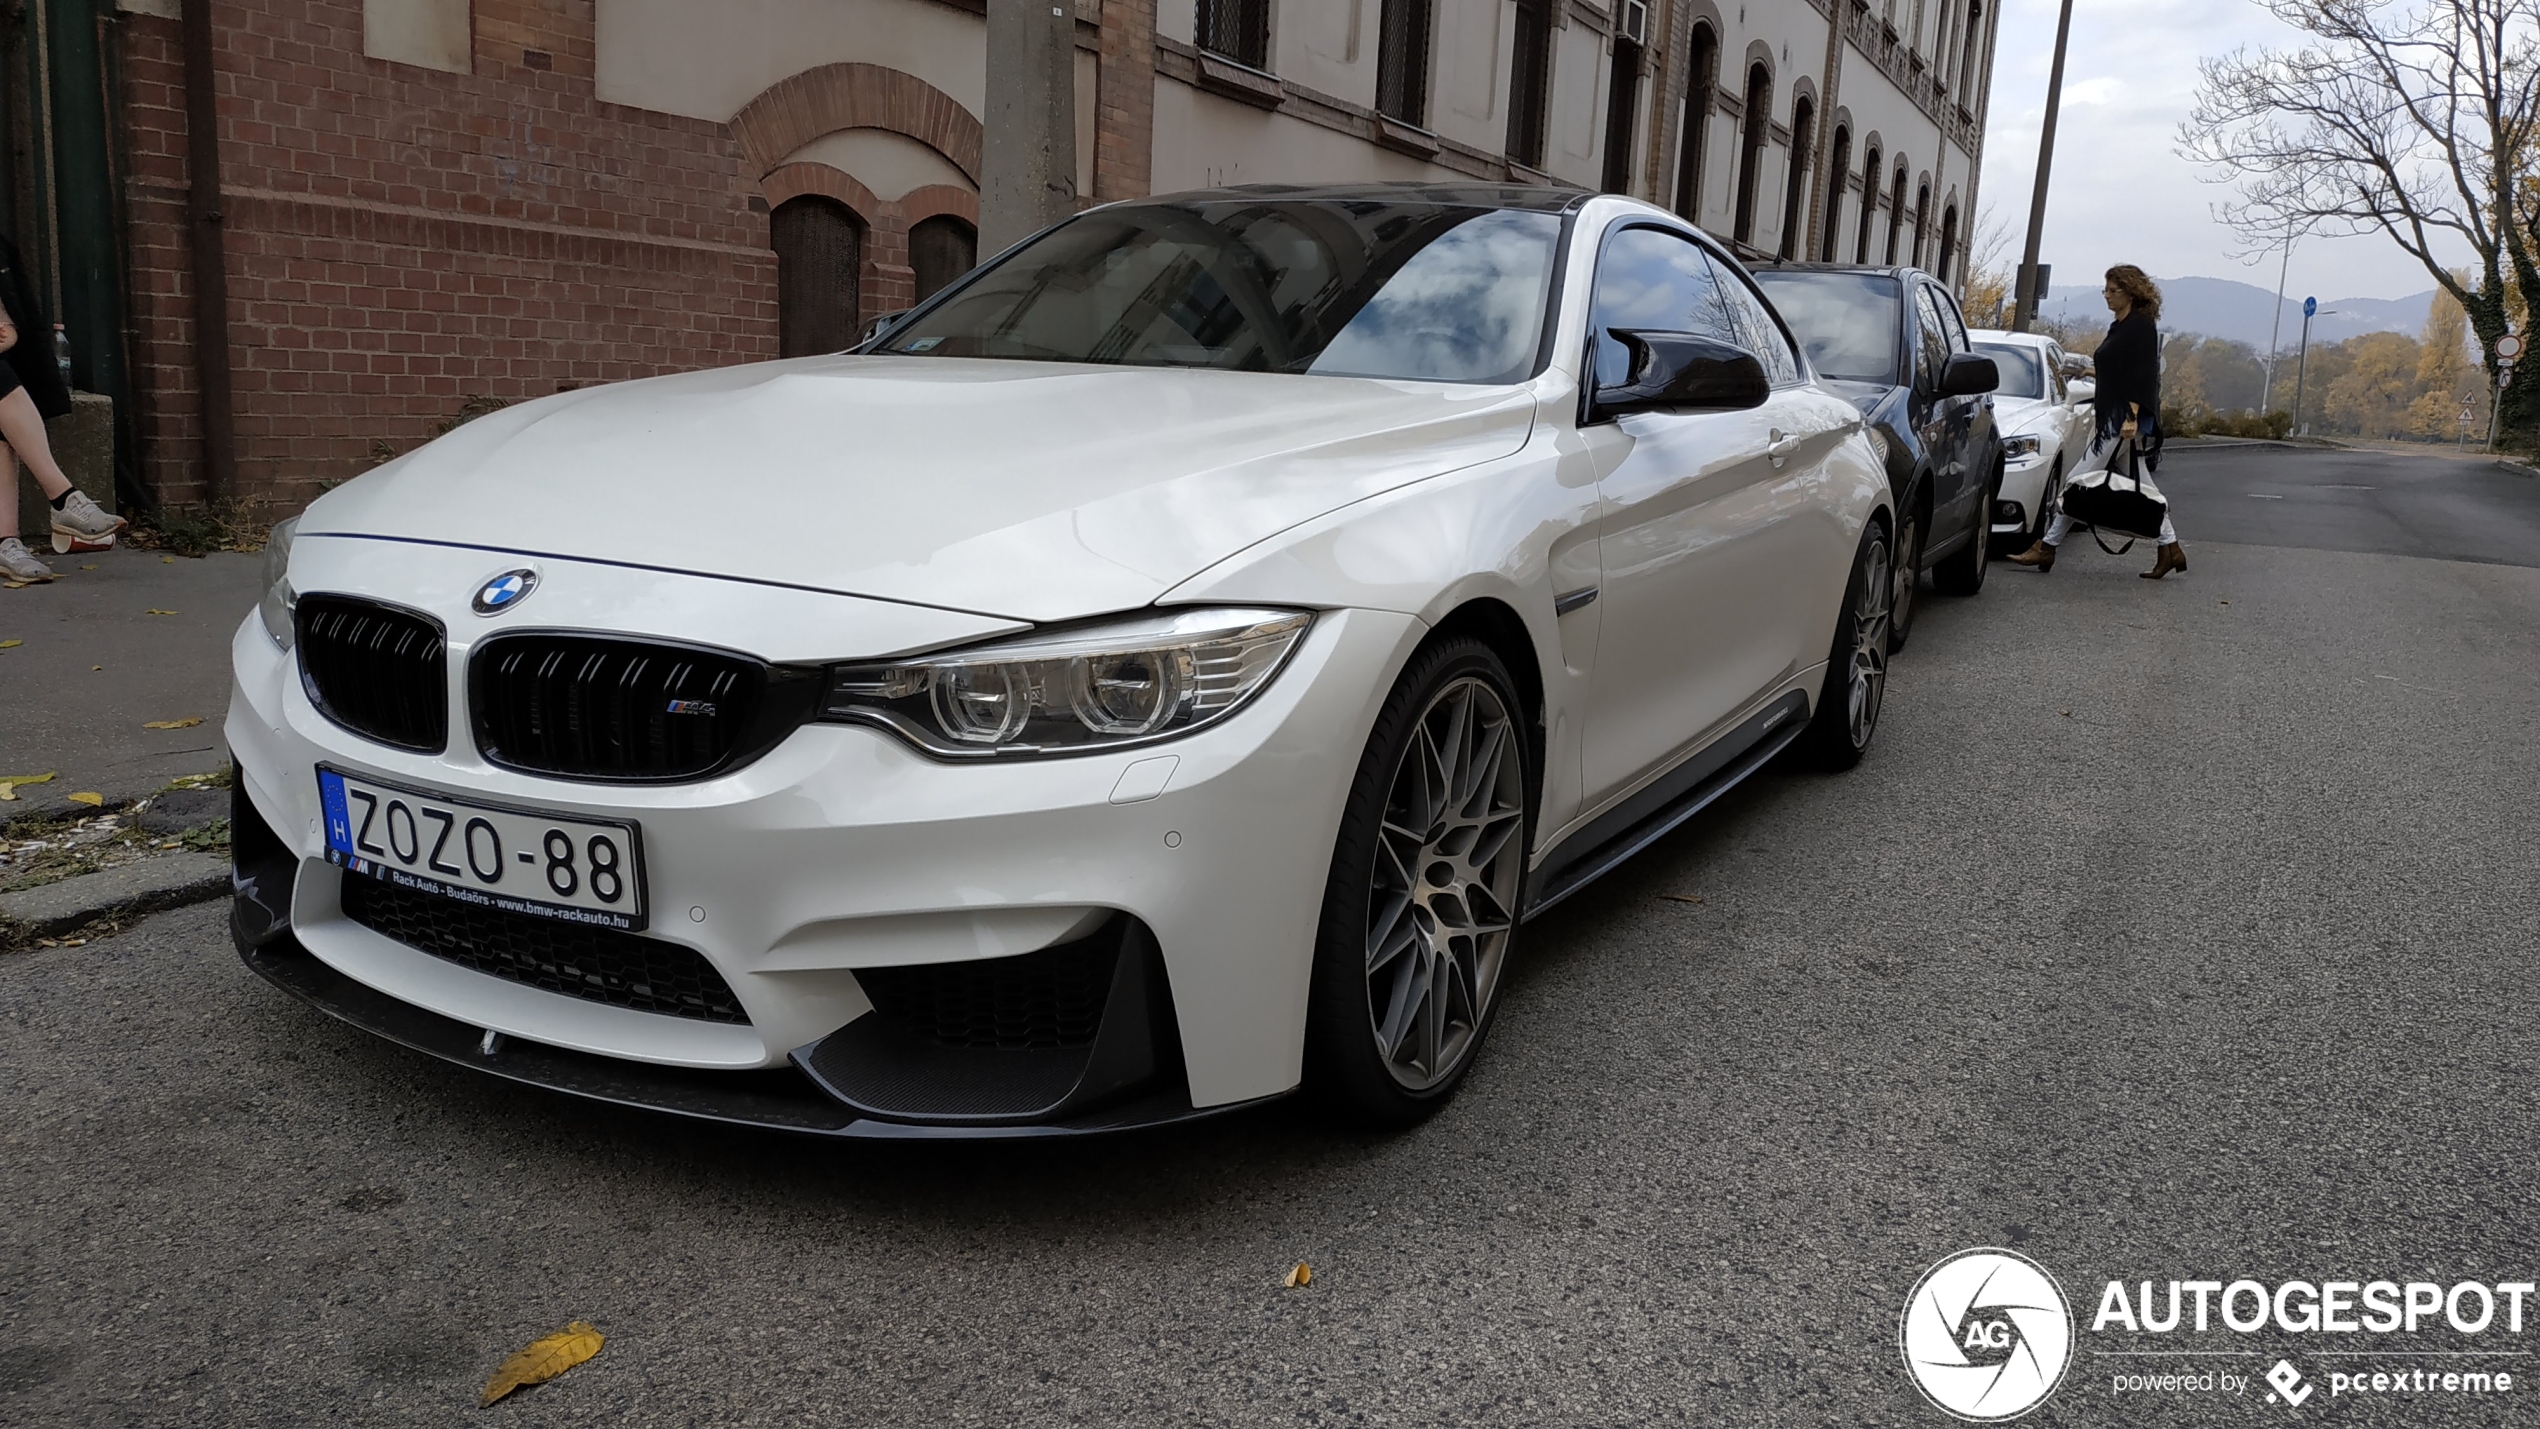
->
[[2261, 224, 2295, 411], [980, 0, 1079, 255], [2012, 0, 2075, 332]]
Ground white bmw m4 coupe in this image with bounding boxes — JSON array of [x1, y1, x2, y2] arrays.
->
[[228, 184, 1896, 1136]]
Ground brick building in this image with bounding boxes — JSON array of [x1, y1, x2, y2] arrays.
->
[[1, 0, 2000, 512]]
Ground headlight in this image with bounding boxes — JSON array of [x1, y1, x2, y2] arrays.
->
[[2003, 434, 2044, 460], [820, 607, 1313, 758], [259, 516, 299, 649]]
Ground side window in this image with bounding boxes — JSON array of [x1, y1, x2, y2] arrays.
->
[[1913, 285, 1951, 390], [1709, 262, 1803, 387], [1936, 287, 1971, 353], [1588, 225, 1736, 390]]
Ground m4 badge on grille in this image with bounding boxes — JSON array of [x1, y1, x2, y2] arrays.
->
[[664, 699, 718, 716], [472, 568, 540, 616]]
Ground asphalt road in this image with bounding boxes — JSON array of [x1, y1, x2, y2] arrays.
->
[[6, 443, 2538, 1426]]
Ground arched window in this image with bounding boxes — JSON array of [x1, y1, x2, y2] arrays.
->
[[1600, 30, 1646, 194], [772, 195, 863, 357], [1912, 182, 1932, 267], [1854, 144, 1880, 263], [1732, 63, 1772, 246], [1674, 23, 1719, 222], [909, 215, 978, 304], [1936, 205, 1960, 283], [1777, 95, 1814, 260], [1955, 2, 1985, 96], [1884, 164, 1908, 264], [1821, 127, 1851, 262]]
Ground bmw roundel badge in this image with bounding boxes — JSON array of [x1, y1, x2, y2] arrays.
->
[[472, 568, 540, 616]]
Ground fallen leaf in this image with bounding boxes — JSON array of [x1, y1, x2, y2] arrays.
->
[[143, 717, 205, 730], [1660, 894, 1705, 905], [1, 580, 27, 590], [90, 665, 101, 671], [80, 564, 97, 570], [0, 772, 58, 802], [0, 639, 19, 649], [59, 938, 84, 947], [161, 556, 175, 564], [480, 1321, 604, 1406], [1284, 1262, 1312, 1288], [2059, 710, 2073, 717], [144, 609, 177, 616], [2218, 600, 2230, 606], [66, 792, 104, 807]]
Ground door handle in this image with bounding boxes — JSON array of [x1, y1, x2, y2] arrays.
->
[[1767, 430, 1804, 465]]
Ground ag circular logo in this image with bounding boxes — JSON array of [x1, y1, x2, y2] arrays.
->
[[472, 568, 539, 616], [1900, 1247, 2074, 1421]]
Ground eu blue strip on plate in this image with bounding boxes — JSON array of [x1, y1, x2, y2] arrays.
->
[[318, 770, 353, 858]]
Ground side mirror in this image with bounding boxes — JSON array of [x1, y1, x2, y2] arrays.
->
[[1593, 330, 1770, 420], [2066, 378, 2097, 408], [854, 310, 912, 349], [1940, 353, 1999, 397]]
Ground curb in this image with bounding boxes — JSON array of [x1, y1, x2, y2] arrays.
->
[[0, 852, 232, 943], [2498, 458, 2538, 479]]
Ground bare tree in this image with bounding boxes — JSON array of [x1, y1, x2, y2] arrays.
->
[[2182, 0, 2540, 439]]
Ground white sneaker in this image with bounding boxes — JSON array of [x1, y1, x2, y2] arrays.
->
[[51, 490, 126, 553], [0, 536, 55, 583]]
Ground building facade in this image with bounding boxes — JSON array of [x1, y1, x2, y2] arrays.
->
[[3, 0, 1999, 509]]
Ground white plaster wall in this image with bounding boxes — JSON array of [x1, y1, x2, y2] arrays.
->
[[1275, 0, 1375, 106], [1428, 0, 1510, 154], [365, 0, 471, 74], [596, 0, 986, 120], [1544, 18, 1606, 189], [1150, 77, 1453, 191], [781, 129, 975, 200]]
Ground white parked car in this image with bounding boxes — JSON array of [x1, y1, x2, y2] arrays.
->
[[229, 185, 1895, 1136], [1969, 329, 2092, 552]]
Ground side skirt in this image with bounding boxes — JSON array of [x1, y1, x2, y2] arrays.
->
[[1518, 690, 1811, 921]]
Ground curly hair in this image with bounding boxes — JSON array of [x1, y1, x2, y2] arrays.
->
[[2105, 265, 2162, 322]]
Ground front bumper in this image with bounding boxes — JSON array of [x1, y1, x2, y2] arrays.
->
[[1995, 452, 2054, 533], [227, 538, 1423, 1132]]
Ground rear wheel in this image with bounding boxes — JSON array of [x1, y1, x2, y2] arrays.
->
[[1305, 638, 1531, 1125], [1933, 461, 2000, 596], [1798, 519, 1893, 771]]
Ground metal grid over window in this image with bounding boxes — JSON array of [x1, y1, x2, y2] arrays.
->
[[1375, 0, 1434, 126], [1196, 0, 1270, 69]]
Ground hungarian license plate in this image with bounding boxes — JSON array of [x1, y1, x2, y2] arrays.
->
[[317, 765, 648, 931]]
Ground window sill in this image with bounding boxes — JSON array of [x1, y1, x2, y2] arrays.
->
[[1374, 116, 1440, 157], [1195, 53, 1285, 109]]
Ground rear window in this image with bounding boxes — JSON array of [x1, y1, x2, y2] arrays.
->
[[1750, 270, 1902, 385], [878, 200, 1564, 385], [1975, 343, 2047, 399]]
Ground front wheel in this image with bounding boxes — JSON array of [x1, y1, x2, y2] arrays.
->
[[1887, 503, 1924, 654], [1933, 462, 2000, 597], [1798, 519, 1894, 771], [1304, 638, 1532, 1125]]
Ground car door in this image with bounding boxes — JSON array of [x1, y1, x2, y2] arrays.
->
[[1911, 282, 1977, 545], [1576, 225, 1852, 814]]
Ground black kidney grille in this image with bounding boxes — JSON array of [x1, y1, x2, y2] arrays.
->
[[856, 932, 1119, 1051], [471, 634, 774, 782], [296, 594, 449, 753], [341, 872, 747, 1024]]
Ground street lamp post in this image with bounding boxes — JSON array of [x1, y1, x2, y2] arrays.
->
[[2291, 298, 2337, 436], [2261, 224, 2295, 411], [2012, 0, 2077, 332]]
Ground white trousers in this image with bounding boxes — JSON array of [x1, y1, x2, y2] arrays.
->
[[2043, 428, 2177, 547]]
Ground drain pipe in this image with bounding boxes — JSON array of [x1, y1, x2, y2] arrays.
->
[[179, 0, 235, 503]]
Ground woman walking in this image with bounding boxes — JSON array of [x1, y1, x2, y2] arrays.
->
[[0, 233, 125, 584], [2009, 264, 2188, 579]]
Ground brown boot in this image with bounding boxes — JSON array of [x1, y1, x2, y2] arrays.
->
[[2141, 542, 2186, 580], [2008, 540, 2055, 572]]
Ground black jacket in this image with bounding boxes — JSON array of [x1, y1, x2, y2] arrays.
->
[[2093, 310, 2159, 428], [0, 235, 73, 419]]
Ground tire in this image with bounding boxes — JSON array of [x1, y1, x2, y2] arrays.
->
[[1304, 637, 1532, 1126], [1887, 498, 1924, 654], [1797, 519, 1894, 772], [1932, 460, 2001, 596]]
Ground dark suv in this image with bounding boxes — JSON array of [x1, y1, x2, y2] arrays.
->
[[1749, 264, 2001, 650]]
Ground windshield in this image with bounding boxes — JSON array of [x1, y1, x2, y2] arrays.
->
[[1975, 342, 2047, 399], [1749, 271, 1902, 384], [878, 200, 1564, 384]]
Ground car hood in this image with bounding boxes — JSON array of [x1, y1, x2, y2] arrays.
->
[[304, 356, 1538, 623], [1994, 396, 2065, 438]]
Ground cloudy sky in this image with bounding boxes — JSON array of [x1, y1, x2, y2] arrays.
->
[[1978, 0, 2469, 301]]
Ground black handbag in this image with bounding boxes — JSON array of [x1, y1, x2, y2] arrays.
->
[[2057, 434, 2168, 549]]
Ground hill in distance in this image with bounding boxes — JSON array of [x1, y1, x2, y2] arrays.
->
[[2036, 275, 2434, 352]]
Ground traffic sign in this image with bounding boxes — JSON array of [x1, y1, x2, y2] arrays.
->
[[2499, 333, 2525, 359], [2304, 296, 2318, 318]]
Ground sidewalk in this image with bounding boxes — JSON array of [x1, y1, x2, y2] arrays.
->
[[0, 543, 263, 820]]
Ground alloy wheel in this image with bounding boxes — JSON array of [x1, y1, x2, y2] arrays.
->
[[1849, 531, 1894, 746], [1364, 675, 1525, 1091], [1891, 513, 1921, 646]]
